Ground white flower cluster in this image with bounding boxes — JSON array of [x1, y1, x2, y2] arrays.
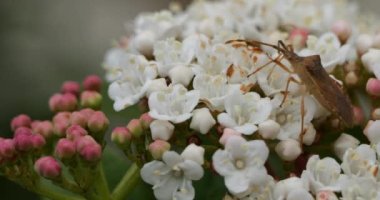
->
[[102, 0, 380, 199]]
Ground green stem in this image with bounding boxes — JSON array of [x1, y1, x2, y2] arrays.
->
[[111, 163, 140, 200], [34, 181, 85, 200], [96, 163, 111, 200]]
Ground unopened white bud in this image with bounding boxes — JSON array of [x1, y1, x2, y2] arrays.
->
[[168, 65, 194, 87], [150, 120, 174, 141], [364, 120, 380, 144], [190, 108, 216, 134], [361, 49, 380, 78], [333, 133, 359, 160], [356, 34, 373, 55], [181, 143, 205, 165], [133, 31, 155, 56], [275, 139, 302, 161], [258, 120, 280, 139], [302, 124, 316, 146]]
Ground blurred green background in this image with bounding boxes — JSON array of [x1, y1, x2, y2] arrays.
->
[[0, 0, 378, 199]]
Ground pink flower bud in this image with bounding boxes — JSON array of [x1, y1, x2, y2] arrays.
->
[[66, 125, 88, 140], [331, 20, 352, 43], [0, 139, 16, 159], [75, 135, 97, 152], [366, 78, 380, 97], [111, 127, 132, 146], [79, 108, 95, 118], [31, 134, 46, 149], [353, 106, 364, 125], [139, 113, 154, 129], [80, 91, 102, 109], [79, 143, 102, 162], [14, 127, 34, 151], [11, 114, 32, 131], [31, 121, 54, 139], [70, 111, 87, 127], [53, 112, 71, 136], [34, 156, 61, 179], [289, 28, 309, 48], [49, 93, 78, 112], [55, 138, 76, 159], [87, 111, 109, 133], [316, 190, 338, 200], [61, 81, 81, 96], [127, 119, 143, 138], [219, 128, 242, 145], [83, 75, 102, 92], [148, 140, 170, 160]]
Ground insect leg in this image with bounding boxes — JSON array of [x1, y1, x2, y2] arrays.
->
[[299, 94, 307, 146], [279, 76, 302, 107], [247, 53, 283, 77]]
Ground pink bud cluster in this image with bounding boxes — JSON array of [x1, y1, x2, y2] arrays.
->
[[34, 156, 62, 179], [49, 75, 103, 113]]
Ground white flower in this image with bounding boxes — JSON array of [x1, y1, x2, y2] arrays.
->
[[181, 34, 210, 64], [108, 54, 157, 111], [356, 34, 374, 55], [189, 108, 216, 134], [275, 139, 302, 161], [341, 144, 377, 178], [146, 78, 168, 97], [103, 47, 126, 82], [364, 120, 380, 144], [316, 190, 339, 200], [154, 38, 184, 77], [168, 64, 194, 87], [241, 176, 276, 200], [274, 177, 312, 200], [148, 84, 200, 124], [340, 176, 380, 200], [181, 144, 205, 165], [301, 155, 343, 194], [150, 120, 174, 141], [333, 133, 360, 160], [299, 32, 350, 72], [217, 91, 272, 135], [212, 136, 269, 197], [361, 49, 380, 79], [141, 151, 204, 200], [193, 74, 239, 111]]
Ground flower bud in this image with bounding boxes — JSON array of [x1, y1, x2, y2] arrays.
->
[[366, 78, 380, 97], [219, 128, 242, 145], [75, 135, 97, 152], [356, 34, 373, 55], [31, 134, 46, 149], [302, 124, 316, 146], [372, 108, 380, 120], [316, 190, 338, 200], [331, 20, 352, 43], [79, 108, 95, 118], [31, 121, 54, 139], [79, 143, 102, 163], [66, 125, 88, 140], [258, 120, 280, 139], [14, 127, 34, 151], [190, 108, 216, 134], [70, 111, 87, 127], [344, 71, 358, 86], [333, 133, 359, 160], [289, 28, 309, 48], [83, 75, 102, 92], [275, 139, 302, 161], [52, 112, 71, 136], [361, 49, 380, 77], [61, 81, 80, 96], [126, 119, 144, 138], [34, 156, 61, 179], [364, 120, 380, 144], [11, 114, 32, 131], [133, 31, 155, 56], [150, 120, 174, 141], [0, 139, 16, 159], [55, 138, 76, 159], [111, 127, 132, 146], [181, 143, 205, 165], [148, 140, 171, 160], [87, 111, 109, 134], [139, 113, 154, 129], [168, 65, 194, 87], [80, 91, 102, 109], [49, 93, 78, 112]]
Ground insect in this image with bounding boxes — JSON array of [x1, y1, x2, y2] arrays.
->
[[227, 39, 354, 136]]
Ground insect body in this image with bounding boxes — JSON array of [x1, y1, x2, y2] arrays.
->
[[229, 40, 354, 127]]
